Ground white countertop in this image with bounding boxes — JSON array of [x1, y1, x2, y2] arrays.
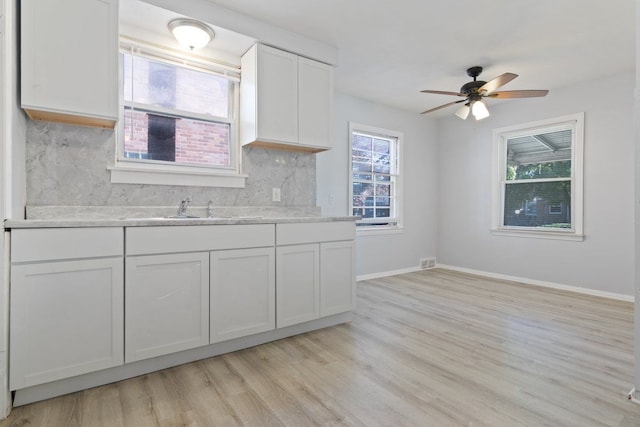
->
[[4, 216, 358, 229]]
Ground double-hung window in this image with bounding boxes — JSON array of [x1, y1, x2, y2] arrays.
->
[[111, 41, 245, 187], [349, 122, 402, 230], [492, 113, 584, 240]]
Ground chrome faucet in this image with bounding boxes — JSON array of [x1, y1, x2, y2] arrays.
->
[[177, 197, 192, 217], [207, 200, 214, 218]]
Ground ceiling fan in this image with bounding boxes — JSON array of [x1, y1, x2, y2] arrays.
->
[[420, 66, 549, 120]]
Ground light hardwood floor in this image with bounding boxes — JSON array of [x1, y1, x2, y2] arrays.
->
[[2, 268, 640, 426]]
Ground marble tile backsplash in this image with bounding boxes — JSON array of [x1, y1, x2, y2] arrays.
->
[[25, 121, 317, 217]]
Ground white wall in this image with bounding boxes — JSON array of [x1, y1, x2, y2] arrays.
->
[[437, 71, 635, 296], [317, 92, 439, 277]]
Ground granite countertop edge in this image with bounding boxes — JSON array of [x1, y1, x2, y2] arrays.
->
[[4, 216, 359, 229]]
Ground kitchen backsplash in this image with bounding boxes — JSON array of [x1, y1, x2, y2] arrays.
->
[[25, 121, 317, 211]]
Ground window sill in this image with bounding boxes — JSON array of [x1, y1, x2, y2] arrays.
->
[[356, 225, 404, 237], [490, 228, 584, 242], [109, 162, 247, 188]]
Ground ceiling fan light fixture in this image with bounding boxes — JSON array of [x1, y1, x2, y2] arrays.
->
[[168, 18, 215, 51], [455, 104, 470, 120], [420, 66, 548, 119], [471, 99, 490, 120]]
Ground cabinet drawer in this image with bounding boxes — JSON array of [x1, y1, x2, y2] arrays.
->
[[126, 224, 275, 255], [11, 227, 123, 263], [276, 222, 355, 245]]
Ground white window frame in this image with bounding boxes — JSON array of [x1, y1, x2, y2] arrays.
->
[[349, 122, 403, 234], [109, 39, 246, 188], [491, 112, 584, 241]]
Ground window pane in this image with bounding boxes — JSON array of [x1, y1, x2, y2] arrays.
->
[[123, 108, 231, 167], [506, 129, 572, 180], [375, 208, 390, 218], [352, 148, 371, 162], [503, 181, 571, 228], [375, 196, 390, 207], [353, 134, 372, 151], [124, 53, 230, 118], [353, 182, 373, 206], [373, 138, 390, 154], [353, 173, 373, 182], [373, 154, 390, 174], [506, 160, 571, 181], [353, 162, 373, 173], [122, 52, 235, 169], [375, 183, 390, 197]]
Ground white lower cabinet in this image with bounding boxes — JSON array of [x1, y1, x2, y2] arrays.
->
[[9, 221, 355, 400], [125, 252, 209, 363], [275, 222, 356, 328], [10, 228, 124, 390], [320, 240, 356, 316], [210, 247, 275, 342], [276, 244, 320, 328]]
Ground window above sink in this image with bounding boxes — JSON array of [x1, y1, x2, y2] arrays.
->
[[112, 0, 255, 188]]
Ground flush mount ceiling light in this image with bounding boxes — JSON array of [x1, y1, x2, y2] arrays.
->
[[168, 18, 215, 51]]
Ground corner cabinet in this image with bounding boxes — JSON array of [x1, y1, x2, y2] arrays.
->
[[9, 228, 124, 390], [20, 0, 119, 128], [240, 44, 334, 152]]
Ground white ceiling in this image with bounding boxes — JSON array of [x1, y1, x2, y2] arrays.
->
[[124, 0, 635, 118]]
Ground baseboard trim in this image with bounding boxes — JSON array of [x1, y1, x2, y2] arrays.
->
[[357, 266, 422, 282], [436, 264, 634, 302]]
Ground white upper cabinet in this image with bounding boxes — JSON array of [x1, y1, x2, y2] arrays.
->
[[241, 45, 298, 146], [20, 0, 119, 128], [298, 57, 334, 148], [240, 44, 333, 152]]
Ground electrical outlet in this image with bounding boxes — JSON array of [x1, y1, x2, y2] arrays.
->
[[272, 187, 281, 202], [329, 194, 335, 205]]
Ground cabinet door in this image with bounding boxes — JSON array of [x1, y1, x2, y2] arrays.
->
[[10, 258, 124, 390], [256, 45, 298, 144], [125, 253, 209, 363], [276, 244, 320, 328], [21, 0, 118, 126], [298, 57, 333, 149], [210, 248, 275, 343], [320, 241, 356, 316]]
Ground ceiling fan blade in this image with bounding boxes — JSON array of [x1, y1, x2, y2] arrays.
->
[[479, 72, 518, 94], [420, 99, 467, 114], [487, 90, 549, 99], [420, 90, 466, 97]]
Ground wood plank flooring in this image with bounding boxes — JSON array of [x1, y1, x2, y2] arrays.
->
[[2, 268, 640, 426]]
